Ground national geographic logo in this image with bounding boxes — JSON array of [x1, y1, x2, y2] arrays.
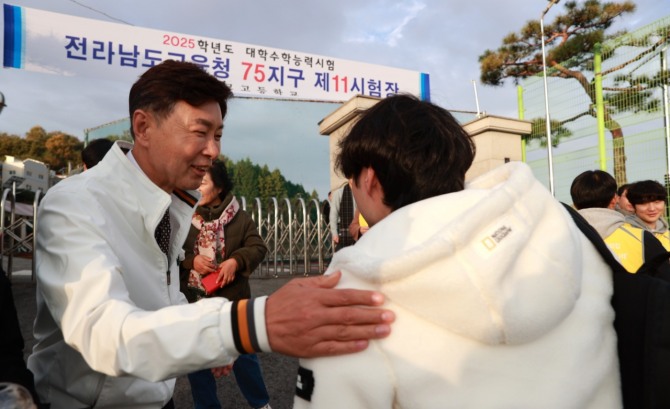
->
[[481, 225, 512, 250]]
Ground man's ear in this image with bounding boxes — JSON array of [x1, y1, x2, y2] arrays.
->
[[132, 109, 151, 147]]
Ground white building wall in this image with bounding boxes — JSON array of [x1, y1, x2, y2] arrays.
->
[[22, 159, 49, 192], [2, 156, 50, 193]]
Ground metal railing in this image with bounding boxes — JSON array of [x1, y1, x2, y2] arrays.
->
[[248, 197, 332, 278], [1, 192, 333, 280], [1, 187, 42, 281]]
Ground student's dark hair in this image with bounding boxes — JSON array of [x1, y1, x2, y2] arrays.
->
[[81, 138, 114, 169], [208, 159, 234, 201], [336, 94, 475, 211], [626, 180, 667, 205], [569, 170, 617, 210], [617, 183, 631, 197], [128, 60, 232, 139]]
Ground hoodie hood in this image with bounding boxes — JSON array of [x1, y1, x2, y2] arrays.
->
[[578, 207, 625, 238], [331, 162, 582, 346]]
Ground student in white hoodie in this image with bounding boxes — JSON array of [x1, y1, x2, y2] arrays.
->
[[294, 94, 621, 409]]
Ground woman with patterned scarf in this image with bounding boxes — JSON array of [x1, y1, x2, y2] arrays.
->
[[180, 159, 271, 409]]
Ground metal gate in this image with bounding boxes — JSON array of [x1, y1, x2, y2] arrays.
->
[[1, 186, 41, 281], [245, 197, 333, 278], [1, 193, 333, 280]]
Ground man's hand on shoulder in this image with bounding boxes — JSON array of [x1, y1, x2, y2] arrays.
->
[[265, 271, 395, 357]]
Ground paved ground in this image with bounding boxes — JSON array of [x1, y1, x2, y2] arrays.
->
[[5, 256, 308, 409]]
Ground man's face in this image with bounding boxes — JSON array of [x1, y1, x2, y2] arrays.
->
[[634, 200, 666, 227], [141, 100, 222, 193], [619, 190, 635, 213]]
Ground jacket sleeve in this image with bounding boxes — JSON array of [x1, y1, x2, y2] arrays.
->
[[35, 191, 270, 382], [228, 211, 268, 277]]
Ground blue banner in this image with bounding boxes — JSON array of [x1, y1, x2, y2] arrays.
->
[[3, 4, 22, 68]]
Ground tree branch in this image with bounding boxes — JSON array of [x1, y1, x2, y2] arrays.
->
[[602, 34, 669, 76], [559, 110, 593, 125]]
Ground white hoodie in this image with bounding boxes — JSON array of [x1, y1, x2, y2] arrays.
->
[[294, 162, 621, 409]]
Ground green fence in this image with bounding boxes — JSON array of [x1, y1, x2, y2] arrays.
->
[[521, 15, 670, 204]]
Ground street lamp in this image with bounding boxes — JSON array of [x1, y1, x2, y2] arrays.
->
[[541, 0, 560, 196]]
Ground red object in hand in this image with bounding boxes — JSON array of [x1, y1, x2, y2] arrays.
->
[[202, 272, 220, 295]]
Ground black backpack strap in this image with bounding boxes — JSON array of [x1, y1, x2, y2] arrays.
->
[[560, 203, 628, 275], [561, 203, 646, 407], [562, 203, 670, 408], [639, 230, 670, 280]]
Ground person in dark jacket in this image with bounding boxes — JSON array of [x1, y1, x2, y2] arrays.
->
[[180, 159, 271, 409], [0, 266, 41, 407]]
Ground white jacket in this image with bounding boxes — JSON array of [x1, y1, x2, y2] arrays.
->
[[295, 162, 621, 409], [28, 144, 269, 408]]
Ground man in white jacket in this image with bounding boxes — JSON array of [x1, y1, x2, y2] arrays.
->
[[294, 94, 621, 408], [28, 60, 395, 408]]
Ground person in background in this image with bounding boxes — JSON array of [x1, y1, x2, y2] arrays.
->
[[616, 183, 635, 216], [28, 60, 394, 409], [322, 191, 331, 226], [294, 94, 620, 408], [81, 139, 133, 170], [81, 138, 114, 170], [624, 180, 670, 249], [180, 160, 271, 409], [0, 266, 41, 408], [570, 170, 645, 272], [348, 208, 369, 242], [329, 183, 356, 251]]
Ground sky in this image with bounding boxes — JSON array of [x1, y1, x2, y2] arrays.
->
[[1, 0, 668, 199]]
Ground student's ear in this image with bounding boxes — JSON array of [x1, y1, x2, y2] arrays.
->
[[361, 167, 375, 194], [363, 167, 383, 198]]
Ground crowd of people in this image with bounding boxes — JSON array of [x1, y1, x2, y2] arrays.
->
[[3, 58, 670, 408], [570, 170, 670, 272]]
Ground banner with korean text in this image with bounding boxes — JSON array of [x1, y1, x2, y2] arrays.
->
[[2, 4, 430, 102]]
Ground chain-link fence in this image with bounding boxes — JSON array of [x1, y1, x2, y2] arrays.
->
[[521, 15, 670, 204]]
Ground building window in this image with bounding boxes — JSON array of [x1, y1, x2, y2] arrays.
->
[[9, 170, 16, 175], [38, 175, 44, 180], [26, 171, 33, 176]]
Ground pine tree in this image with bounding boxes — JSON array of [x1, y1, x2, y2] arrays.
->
[[478, 0, 670, 184]]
